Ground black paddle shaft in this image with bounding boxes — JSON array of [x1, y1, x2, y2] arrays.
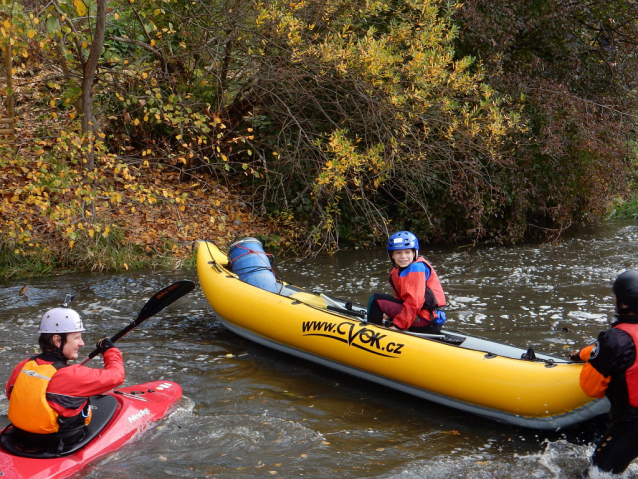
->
[[81, 280, 195, 364]]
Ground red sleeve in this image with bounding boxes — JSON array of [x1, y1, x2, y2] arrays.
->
[[393, 263, 428, 330], [5, 358, 30, 399], [48, 347, 125, 399]]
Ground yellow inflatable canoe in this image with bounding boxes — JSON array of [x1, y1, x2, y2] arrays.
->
[[197, 240, 609, 430]]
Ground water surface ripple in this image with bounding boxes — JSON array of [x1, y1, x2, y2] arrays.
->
[[2, 220, 638, 478]]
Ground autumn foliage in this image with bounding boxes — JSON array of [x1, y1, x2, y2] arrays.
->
[[453, 0, 637, 239], [0, 130, 279, 278], [1, 0, 637, 277]]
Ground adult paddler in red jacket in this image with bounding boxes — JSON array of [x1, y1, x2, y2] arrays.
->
[[5, 297, 125, 453], [367, 231, 447, 334], [570, 270, 638, 475]]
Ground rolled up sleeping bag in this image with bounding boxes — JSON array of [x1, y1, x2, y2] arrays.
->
[[228, 237, 278, 293]]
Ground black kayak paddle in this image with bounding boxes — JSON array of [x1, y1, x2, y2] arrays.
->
[[80, 280, 196, 365]]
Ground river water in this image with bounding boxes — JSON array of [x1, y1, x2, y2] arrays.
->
[[2, 220, 638, 478]]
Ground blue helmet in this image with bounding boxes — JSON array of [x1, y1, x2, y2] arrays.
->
[[387, 231, 419, 251], [387, 231, 419, 263]]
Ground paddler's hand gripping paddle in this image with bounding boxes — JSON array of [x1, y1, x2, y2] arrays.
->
[[80, 280, 195, 365]]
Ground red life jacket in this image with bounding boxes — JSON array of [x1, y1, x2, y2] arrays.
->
[[388, 257, 446, 321], [613, 322, 638, 407]]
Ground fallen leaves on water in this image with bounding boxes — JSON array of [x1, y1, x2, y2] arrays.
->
[[554, 324, 575, 333]]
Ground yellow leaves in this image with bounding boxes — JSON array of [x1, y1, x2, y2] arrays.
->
[[315, 130, 387, 196], [2, 121, 272, 271], [27, 30, 36, 39], [74, 0, 87, 16]]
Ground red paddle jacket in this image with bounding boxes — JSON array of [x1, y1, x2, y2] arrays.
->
[[388, 257, 446, 330], [6, 349, 125, 429]]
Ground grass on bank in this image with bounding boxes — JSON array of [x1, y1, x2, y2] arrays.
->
[[609, 198, 638, 220]]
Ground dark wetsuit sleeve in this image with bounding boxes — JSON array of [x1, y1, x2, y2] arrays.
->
[[588, 329, 635, 378]]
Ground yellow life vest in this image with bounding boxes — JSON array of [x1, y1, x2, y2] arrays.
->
[[8, 360, 61, 434]]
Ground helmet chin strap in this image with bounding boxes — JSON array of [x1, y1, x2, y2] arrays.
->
[[55, 333, 68, 358]]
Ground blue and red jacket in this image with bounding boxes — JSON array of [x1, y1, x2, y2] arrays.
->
[[388, 257, 446, 330]]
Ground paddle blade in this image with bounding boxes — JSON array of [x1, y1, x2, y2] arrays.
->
[[135, 280, 196, 325], [81, 280, 195, 364], [111, 280, 196, 342]]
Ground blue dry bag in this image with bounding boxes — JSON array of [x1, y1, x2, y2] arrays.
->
[[229, 238, 278, 293]]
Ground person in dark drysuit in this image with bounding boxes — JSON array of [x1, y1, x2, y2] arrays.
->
[[571, 270, 638, 475]]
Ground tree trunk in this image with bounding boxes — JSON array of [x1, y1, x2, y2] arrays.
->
[[80, 0, 107, 171]]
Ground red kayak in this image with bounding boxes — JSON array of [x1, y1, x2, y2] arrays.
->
[[0, 380, 182, 479]]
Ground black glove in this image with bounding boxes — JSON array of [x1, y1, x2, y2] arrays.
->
[[569, 350, 584, 362], [95, 337, 115, 355]]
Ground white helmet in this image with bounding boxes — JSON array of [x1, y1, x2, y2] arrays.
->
[[39, 307, 86, 333]]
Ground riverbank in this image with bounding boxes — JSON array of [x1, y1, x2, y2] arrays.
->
[[0, 59, 298, 280], [0, 150, 290, 280]]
